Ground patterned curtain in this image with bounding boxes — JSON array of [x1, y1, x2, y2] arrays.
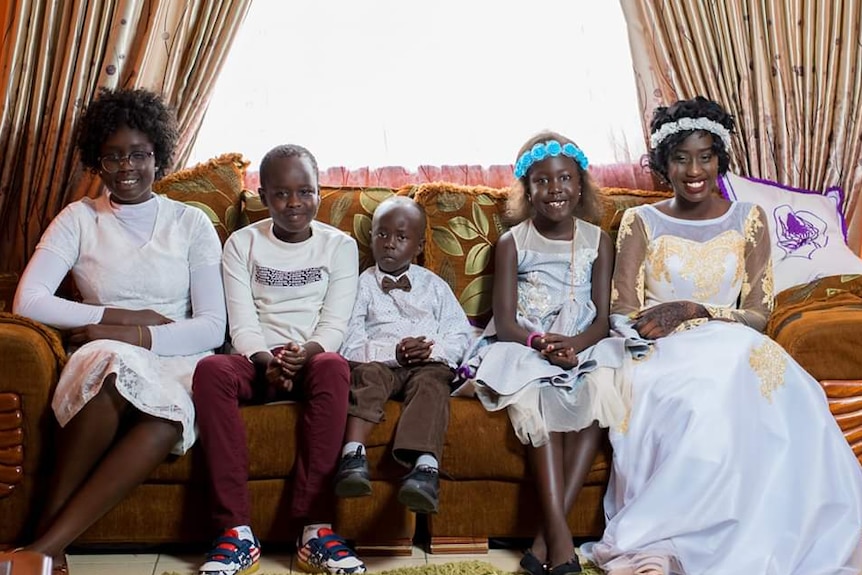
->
[[621, 0, 862, 252], [0, 0, 251, 274]]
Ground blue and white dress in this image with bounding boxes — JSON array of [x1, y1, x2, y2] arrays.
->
[[463, 218, 631, 447]]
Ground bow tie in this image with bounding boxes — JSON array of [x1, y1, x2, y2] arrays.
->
[[381, 275, 412, 293]]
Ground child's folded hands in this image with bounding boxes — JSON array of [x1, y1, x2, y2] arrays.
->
[[536, 332, 579, 369], [396, 336, 434, 366]]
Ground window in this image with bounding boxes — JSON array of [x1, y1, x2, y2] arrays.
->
[[189, 1, 645, 171]]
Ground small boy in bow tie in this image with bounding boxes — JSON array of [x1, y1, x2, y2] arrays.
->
[[336, 196, 474, 514]]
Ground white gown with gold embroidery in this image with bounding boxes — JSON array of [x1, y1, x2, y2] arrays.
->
[[583, 203, 862, 574]]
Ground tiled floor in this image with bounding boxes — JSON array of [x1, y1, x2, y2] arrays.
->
[[65, 546, 524, 574]]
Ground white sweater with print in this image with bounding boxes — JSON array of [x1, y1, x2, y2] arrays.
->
[[222, 218, 359, 357]]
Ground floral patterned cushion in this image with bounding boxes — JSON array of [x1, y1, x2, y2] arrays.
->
[[411, 183, 511, 327], [152, 153, 249, 245], [240, 186, 408, 271], [153, 154, 249, 244]]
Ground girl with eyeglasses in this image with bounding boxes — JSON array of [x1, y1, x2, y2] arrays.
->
[[13, 88, 226, 573]]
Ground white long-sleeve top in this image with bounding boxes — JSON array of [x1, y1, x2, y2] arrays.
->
[[13, 193, 226, 356], [222, 218, 359, 356], [340, 265, 475, 368]]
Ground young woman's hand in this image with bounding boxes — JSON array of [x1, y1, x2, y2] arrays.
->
[[632, 301, 709, 339], [396, 336, 434, 366], [68, 324, 150, 348], [536, 332, 579, 369], [102, 308, 174, 326]]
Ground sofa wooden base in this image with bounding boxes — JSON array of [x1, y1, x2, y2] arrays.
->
[[428, 536, 489, 555], [0, 393, 24, 499], [354, 539, 415, 557], [822, 380, 862, 463]]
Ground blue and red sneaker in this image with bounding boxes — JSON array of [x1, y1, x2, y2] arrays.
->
[[296, 527, 366, 574], [199, 528, 261, 575]]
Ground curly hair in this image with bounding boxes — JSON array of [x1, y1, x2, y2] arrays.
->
[[76, 88, 178, 180], [648, 96, 736, 181], [505, 130, 603, 227], [259, 144, 320, 188]]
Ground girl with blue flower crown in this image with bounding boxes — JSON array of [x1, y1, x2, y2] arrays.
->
[[459, 131, 628, 575]]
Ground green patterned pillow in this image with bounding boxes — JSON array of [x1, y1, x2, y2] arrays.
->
[[411, 183, 510, 327], [153, 153, 249, 245]]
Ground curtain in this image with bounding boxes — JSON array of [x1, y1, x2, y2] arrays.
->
[[0, 0, 250, 274], [621, 0, 862, 253]]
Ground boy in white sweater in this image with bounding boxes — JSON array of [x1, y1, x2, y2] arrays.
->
[[192, 144, 365, 575]]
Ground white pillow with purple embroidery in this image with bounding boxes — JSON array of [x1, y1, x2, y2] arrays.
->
[[720, 171, 862, 294]]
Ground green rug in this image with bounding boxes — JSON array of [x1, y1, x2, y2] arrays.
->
[[162, 558, 603, 575]]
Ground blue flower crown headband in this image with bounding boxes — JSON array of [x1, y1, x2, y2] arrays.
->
[[514, 139, 589, 179]]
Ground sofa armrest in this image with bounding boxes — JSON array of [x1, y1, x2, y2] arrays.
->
[[0, 312, 66, 545]]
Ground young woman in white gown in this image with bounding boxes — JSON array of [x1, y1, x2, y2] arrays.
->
[[582, 96, 862, 575], [13, 88, 225, 573]]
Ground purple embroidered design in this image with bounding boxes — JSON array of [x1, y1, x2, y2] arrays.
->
[[773, 205, 828, 259]]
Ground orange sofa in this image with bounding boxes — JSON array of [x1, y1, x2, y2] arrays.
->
[[1, 153, 859, 555]]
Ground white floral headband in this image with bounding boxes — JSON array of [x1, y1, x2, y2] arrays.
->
[[649, 117, 732, 151]]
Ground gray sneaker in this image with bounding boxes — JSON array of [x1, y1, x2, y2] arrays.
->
[[397, 465, 439, 514], [334, 447, 372, 498]]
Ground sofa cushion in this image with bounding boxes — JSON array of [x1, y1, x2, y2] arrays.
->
[[412, 183, 511, 327], [148, 400, 410, 482], [241, 186, 408, 271], [440, 398, 610, 484], [153, 153, 249, 245], [767, 274, 862, 380], [720, 172, 862, 294]]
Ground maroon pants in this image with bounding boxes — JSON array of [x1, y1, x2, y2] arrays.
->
[[349, 361, 453, 467], [192, 351, 349, 531]]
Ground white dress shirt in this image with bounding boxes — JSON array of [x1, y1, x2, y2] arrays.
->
[[341, 265, 474, 368]]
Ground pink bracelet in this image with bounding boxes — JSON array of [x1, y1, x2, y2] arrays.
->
[[526, 331, 544, 349]]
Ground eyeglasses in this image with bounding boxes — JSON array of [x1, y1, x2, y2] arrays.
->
[[99, 151, 155, 173]]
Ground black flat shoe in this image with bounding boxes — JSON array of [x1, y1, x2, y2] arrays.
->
[[519, 549, 547, 575], [547, 557, 582, 575]]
